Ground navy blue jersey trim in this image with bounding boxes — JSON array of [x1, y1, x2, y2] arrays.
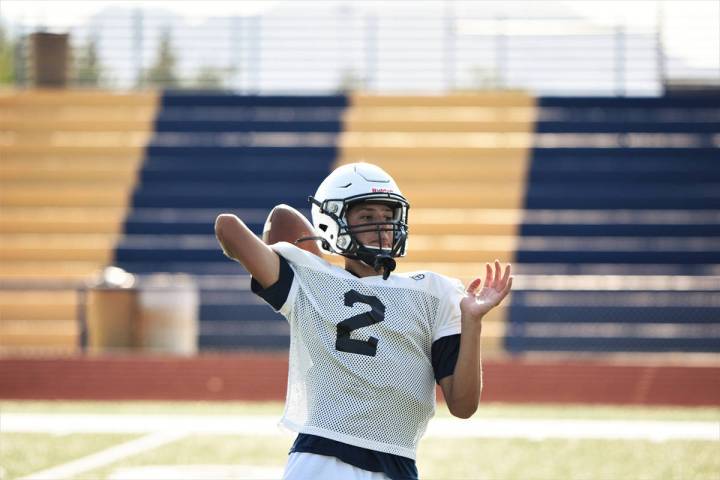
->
[[250, 254, 294, 310], [432, 334, 461, 383], [290, 434, 418, 480]]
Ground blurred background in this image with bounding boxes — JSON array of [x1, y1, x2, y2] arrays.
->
[[1, 0, 719, 404], [1, 1, 719, 479]]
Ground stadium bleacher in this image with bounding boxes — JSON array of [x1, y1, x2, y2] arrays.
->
[[116, 93, 345, 349], [0, 90, 157, 352], [508, 95, 720, 352], [1, 91, 718, 355]]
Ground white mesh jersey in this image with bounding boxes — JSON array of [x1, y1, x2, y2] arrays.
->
[[269, 242, 465, 459]]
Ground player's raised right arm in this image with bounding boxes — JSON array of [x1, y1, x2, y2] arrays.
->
[[214, 213, 280, 288]]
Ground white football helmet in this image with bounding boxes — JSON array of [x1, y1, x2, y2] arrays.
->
[[308, 162, 409, 279]]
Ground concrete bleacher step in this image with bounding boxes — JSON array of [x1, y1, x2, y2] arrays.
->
[[0, 119, 153, 131], [0, 164, 138, 182], [1, 184, 133, 207], [340, 132, 532, 148], [0, 90, 157, 106], [336, 160, 527, 182], [0, 289, 78, 312], [350, 92, 534, 107], [0, 151, 145, 162], [341, 146, 527, 160], [401, 185, 527, 209], [154, 119, 342, 132], [0, 235, 117, 262], [343, 119, 533, 132], [0, 319, 78, 348], [0, 208, 126, 234], [0, 145, 146, 156], [0, 106, 156, 122], [410, 223, 517, 236], [145, 145, 338, 162], [138, 165, 328, 183], [0, 90, 156, 353], [4, 131, 150, 147], [0, 262, 102, 282], [344, 107, 535, 123]]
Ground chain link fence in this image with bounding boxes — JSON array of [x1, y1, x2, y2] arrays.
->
[[1, 1, 718, 95]]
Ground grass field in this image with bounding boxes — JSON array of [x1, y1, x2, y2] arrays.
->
[[1, 401, 718, 480]]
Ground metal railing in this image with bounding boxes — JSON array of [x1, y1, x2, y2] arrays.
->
[[1, 1, 718, 95]]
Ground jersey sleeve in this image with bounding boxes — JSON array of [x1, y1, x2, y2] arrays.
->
[[250, 254, 295, 312], [431, 333, 460, 383], [431, 275, 465, 342], [250, 242, 329, 318]]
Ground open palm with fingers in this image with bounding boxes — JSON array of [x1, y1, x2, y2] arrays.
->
[[460, 260, 513, 322]]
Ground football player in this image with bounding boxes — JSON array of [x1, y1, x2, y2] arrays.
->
[[215, 162, 512, 480]]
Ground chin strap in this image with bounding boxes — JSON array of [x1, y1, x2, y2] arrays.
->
[[374, 255, 396, 280], [296, 236, 396, 280], [356, 249, 396, 280]]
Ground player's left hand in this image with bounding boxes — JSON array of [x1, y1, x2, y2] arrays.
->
[[460, 260, 513, 322]]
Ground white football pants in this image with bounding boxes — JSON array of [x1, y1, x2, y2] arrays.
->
[[283, 452, 393, 480]]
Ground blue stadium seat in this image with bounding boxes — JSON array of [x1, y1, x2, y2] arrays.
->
[[115, 93, 343, 349], [507, 93, 720, 353], [114, 92, 720, 354]]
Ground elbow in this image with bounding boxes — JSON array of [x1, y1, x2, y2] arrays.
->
[[446, 390, 481, 419], [448, 403, 478, 419], [441, 377, 481, 419], [215, 213, 240, 244], [215, 214, 239, 258], [214, 214, 234, 237]]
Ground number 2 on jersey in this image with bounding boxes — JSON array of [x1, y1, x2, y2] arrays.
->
[[336, 290, 386, 356]]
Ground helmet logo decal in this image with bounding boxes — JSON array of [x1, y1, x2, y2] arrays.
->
[[371, 187, 394, 193]]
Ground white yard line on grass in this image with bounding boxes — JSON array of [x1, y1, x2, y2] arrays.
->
[[18, 430, 187, 480], [425, 418, 720, 441], [107, 464, 285, 480], [4, 413, 719, 441]]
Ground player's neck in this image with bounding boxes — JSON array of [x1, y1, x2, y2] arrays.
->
[[345, 258, 385, 278]]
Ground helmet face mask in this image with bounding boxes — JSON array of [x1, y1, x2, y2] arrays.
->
[[309, 164, 410, 278]]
